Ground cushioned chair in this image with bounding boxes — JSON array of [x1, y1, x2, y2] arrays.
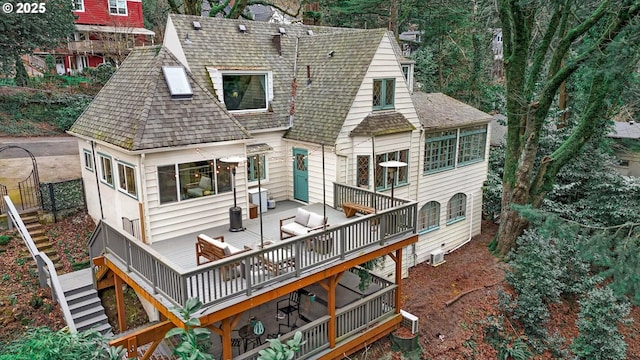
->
[[187, 176, 213, 198], [280, 208, 328, 240]]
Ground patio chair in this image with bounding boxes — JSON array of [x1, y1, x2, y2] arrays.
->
[[277, 290, 301, 332]]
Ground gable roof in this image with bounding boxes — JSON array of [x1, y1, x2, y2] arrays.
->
[[69, 46, 250, 151], [284, 29, 387, 145], [167, 15, 359, 132], [412, 92, 491, 130]]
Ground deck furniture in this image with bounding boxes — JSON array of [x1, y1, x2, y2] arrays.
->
[[239, 322, 263, 351], [277, 291, 301, 332], [280, 208, 328, 240], [195, 234, 249, 279], [341, 202, 375, 218]]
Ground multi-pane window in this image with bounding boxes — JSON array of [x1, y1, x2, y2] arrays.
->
[[222, 73, 267, 111], [372, 78, 395, 110], [375, 150, 409, 190], [447, 193, 467, 223], [99, 154, 113, 186], [418, 201, 440, 232], [109, 0, 126, 14], [424, 130, 457, 173], [83, 150, 93, 172], [357, 155, 370, 187], [247, 155, 266, 181], [117, 162, 137, 198], [157, 159, 232, 204], [73, 0, 84, 11], [458, 125, 488, 165]]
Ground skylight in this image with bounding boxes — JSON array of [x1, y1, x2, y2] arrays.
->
[[162, 66, 193, 99]]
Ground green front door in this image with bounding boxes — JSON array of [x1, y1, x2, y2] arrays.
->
[[293, 148, 308, 202]]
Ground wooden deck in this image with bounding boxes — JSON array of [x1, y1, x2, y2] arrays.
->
[[149, 201, 350, 270]]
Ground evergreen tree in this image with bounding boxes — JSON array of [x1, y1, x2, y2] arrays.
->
[[14, 57, 28, 87]]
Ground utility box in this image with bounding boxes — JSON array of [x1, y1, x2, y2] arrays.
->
[[248, 188, 268, 213]]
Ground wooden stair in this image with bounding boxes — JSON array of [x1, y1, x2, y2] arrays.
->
[[59, 268, 112, 335], [21, 212, 63, 272]]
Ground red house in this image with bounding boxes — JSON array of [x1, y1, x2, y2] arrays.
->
[[43, 0, 155, 74]]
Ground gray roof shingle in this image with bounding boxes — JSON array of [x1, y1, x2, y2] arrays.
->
[[350, 111, 416, 137], [168, 15, 361, 132], [285, 29, 387, 145], [69, 46, 250, 151], [412, 92, 491, 130], [608, 121, 640, 139]]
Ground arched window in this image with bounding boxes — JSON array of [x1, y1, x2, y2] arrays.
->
[[418, 201, 440, 233], [447, 193, 467, 223]]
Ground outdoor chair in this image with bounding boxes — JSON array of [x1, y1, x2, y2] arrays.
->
[[277, 290, 301, 333]]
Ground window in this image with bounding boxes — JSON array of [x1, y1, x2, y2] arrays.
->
[[458, 125, 487, 165], [109, 0, 126, 14], [418, 201, 440, 233], [222, 73, 267, 111], [247, 155, 266, 181], [424, 130, 457, 173], [447, 193, 467, 223], [375, 150, 408, 190], [117, 162, 137, 198], [373, 78, 395, 110], [83, 150, 93, 172], [73, 0, 84, 11], [99, 154, 113, 186], [157, 159, 232, 204], [357, 155, 370, 187]]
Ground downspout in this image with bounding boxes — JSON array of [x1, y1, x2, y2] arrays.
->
[[91, 141, 105, 219], [413, 126, 424, 267], [140, 153, 148, 243], [448, 192, 474, 253]]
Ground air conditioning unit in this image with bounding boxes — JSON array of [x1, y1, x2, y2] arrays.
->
[[400, 309, 419, 334], [430, 249, 445, 267]]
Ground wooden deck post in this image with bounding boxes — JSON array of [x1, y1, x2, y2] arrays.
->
[[328, 275, 338, 348], [114, 275, 128, 333], [221, 318, 232, 360], [138, 202, 147, 244], [395, 248, 402, 314]]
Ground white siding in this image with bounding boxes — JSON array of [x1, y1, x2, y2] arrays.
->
[[87, 143, 143, 237], [248, 132, 287, 202], [162, 17, 190, 70], [143, 143, 246, 243]]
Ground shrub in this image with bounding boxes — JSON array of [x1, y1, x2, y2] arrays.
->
[[571, 287, 630, 360], [165, 298, 214, 360], [0, 327, 117, 359], [0, 235, 11, 246], [258, 331, 305, 360]]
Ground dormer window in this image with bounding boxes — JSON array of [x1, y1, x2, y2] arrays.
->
[[109, 0, 126, 15], [373, 78, 395, 110], [222, 72, 268, 112], [73, 0, 84, 11]]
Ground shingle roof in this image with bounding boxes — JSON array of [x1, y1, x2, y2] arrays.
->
[[350, 111, 415, 137], [69, 46, 250, 151], [284, 29, 387, 145], [168, 15, 360, 132], [412, 92, 491, 130], [608, 121, 640, 139]]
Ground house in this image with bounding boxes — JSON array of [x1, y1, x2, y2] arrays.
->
[[30, 0, 155, 75], [399, 30, 422, 56], [608, 120, 640, 177], [68, 14, 490, 360]]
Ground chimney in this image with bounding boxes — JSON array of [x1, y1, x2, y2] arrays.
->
[[272, 34, 282, 56]]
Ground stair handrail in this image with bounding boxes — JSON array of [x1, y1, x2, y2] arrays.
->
[[3, 195, 77, 333]]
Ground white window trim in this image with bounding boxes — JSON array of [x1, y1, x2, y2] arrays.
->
[[108, 0, 127, 15], [98, 153, 114, 187], [247, 155, 268, 184], [73, 0, 85, 12], [117, 161, 137, 199], [207, 68, 274, 113], [83, 149, 93, 172]]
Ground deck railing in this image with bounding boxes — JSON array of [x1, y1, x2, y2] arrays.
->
[[3, 196, 77, 333], [333, 182, 409, 210], [88, 188, 416, 308], [237, 285, 398, 360]]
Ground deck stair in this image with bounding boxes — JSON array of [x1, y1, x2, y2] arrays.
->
[[58, 268, 112, 335], [21, 212, 63, 272]]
